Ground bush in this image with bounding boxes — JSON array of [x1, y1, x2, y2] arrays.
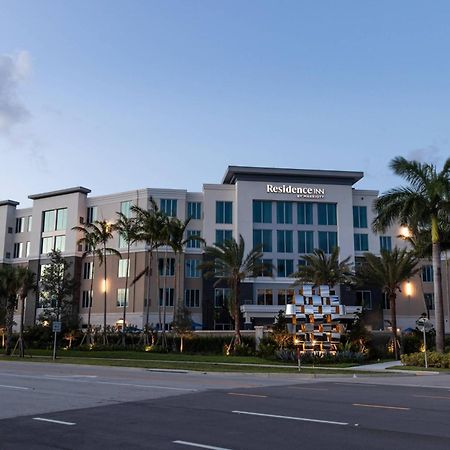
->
[[401, 352, 450, 368]]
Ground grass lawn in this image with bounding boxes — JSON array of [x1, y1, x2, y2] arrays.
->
[[387, 365, 450, 373]]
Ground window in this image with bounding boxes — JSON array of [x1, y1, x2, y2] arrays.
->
[[120, 200, 132, 218], [214, 288, 231, 308], [257, 289, 273, 305], [298, 230, 314, 254], [83, 262, 93, 280], [158, 258, 175, 276], [117, 288, 129, 307], [277, 230, 293, 253], [215, 229, 233, 245], [356, 291, 372, 310], [216, 201, 232, 224], [380, 236, 392, 251], [354, 233, 369, 252], [87, 206, 97, 224], [422, 266, 433, 283], [277, 289, 294, 305], [185, 259, 200, 278], [159, 288, 174, 306], [160, 199, 177, 217], [277, 259, 294, 277], [187, 202, 202, 220], [186, 230, 202, 248], [54, 235, 66, 252], [353, 206, 368, 228], [25, 241, 30, 257], [56, 209, 67, 231], [185, 289, 200, 308], [41, 237, 53, 254], [298, 259, 307, 267], [15, 217, 25, 233], [276, 201, 293, 224], [424, 293, 434, 310], [318, 231, 337, 254], [27, 216, 32, 232], [13, 242, 23, 258], [253, 229, 272, 252], [258, 259, 273, 277], [118, 234, 127, 248], [253, 200, 272, 223], [81, 290, 93, 308], [317, 203, 337, 225], [297, 203, 313, 225], [118, 259, 129, 278], [43, 210, 56, 232]]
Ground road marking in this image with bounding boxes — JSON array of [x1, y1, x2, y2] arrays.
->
[[173, 440, 233, 450], [232, 410, 348, 426], [0, 384, 29, 390], [33, 418, 76, 426], [227, 392, 267, 398], [352, 403, 410, 411], [414, 394, 450, 400], [96, 381, 196, 391], [45, 375, 98, 378]]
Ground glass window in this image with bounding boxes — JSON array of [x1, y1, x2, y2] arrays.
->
[[120, 201, 132, 218], [253, 229, 272, 252], [317, 203, 337, 225], [159, 288, 174, 306], [185, 289, 200, 308], [257, 289, 273, 305], [318, 231, 337, 254], [186, 230, 202, 248], [424, 293, 434, 310], [187, 202, 202, 220], [25, 241, 30, 257], [15, 217, 25, 233], [422, 266, 433, 283], [215, 229, 233, 245], [216, 201, 232, 224], [83, 262, 93, 280], [81, 290, 93, 308], [277, 230, 293, 253], [56, 208, 68, 231], [214, 288, 231, 308], [158, 258, 175, 276], [276, 201, 293, 224], [258, 259, 273, 277], [87, 206, 97, 224], [54, 235, 66, 252], [353, 206, 368, 228], [117, 288, 129, 307], [160, 199, 177, 217], [118, 234, 127, 248], [118, 259, 129, 278], [354, 233, 369, 252], [297, 203, 313, 225], [379, 236, 392, 251], [277, 289, 294, 305], [27, 216, 32, 232], [253, 200, 272, 223], [298, 230, 314, 254], [41, 236, 53, 254], [185, 259, 200, 278], [356, 291, 372, 310], [43, 210, 56, 232], [13, 242, 23, 258], [277, 259, 294, 277]]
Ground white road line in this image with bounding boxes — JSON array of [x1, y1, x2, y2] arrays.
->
[[352, 403, 410, 411], [0, 384, 29, 390], [232, 410, 348, 426], [96, 381, 197, 391], [173, 440, 233, 450], [32, 418, 76, 426], [227, 392, 267, 398]]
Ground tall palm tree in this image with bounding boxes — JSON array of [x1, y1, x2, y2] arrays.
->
[[373, 156, 450, 352], [200, 235, 263, 352], [291, 247, 353, 288], [356, 248, 419, 359], [114, 212, 139, 346], [16, 267, 36, 357]]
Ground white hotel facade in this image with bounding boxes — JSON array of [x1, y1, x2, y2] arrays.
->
[[1, 166, 448, 332]]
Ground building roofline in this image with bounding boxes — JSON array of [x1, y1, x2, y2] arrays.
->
[[28, 186, 91, 200], [0, 200, 19, 207]]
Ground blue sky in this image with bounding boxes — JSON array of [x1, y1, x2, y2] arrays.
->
[[0, 0, 449, 206]]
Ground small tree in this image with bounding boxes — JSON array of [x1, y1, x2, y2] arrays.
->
[[171, 306, 193, 353]]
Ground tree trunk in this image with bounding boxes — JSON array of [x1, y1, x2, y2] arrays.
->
[[5, 296, 16, 356], [88, 258, 95, 345], [103, 244, 107, 345], [389, 293, 399, 360], [431, 224, 444, 353], [233, 279, 241, 349], [18, 294, 25, 357], [122, 245, 130, 347]]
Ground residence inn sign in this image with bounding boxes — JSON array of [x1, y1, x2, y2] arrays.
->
[[266, 184, 326, 199]]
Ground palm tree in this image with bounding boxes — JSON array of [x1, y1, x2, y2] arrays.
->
[[291, 247, 353, 288], [200, 235, 264, 352], [356, 248, 419, 359], [114, 212, 139, 347], [373, 156, 450, 353], [16, 267, 36, 357]]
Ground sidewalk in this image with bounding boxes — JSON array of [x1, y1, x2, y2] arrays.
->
[[350, 360, 440, 375]]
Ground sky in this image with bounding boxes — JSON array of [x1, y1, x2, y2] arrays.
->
[[0, 0, 449, 207]]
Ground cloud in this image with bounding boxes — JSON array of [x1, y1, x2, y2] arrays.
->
[[0, 50, 32, 134]]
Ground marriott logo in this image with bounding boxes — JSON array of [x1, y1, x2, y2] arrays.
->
[[266, 184, 326, 199]]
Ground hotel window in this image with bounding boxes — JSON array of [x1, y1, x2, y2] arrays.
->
[[13, 242, 23, 258], [159, 288, 174, 307], [15, 217, 25, 233], [120, 200, 132, 218], [317, 203, 337, 225], [118, 259, 129, 278], [298, 230, 314, 254], [215, 229, 232, 245], [354, 233, 369, 252], [187, 202, 202, 220], [356, 291, 372, 310], [216, 201, 232, 224], [277, 289, 294, 305], [379, 236, 392, 251], [81, 290, 93, 308], [118, 234, 127, 248], [424, 293, 434, 310], [257, 289, 273, 305], [258, 259, 273, 277], [117, 288, 129, 307], [253, 229, 272, 252], [277, 230, 293, 253], [54, 235, 66, 252], [253, 200, 272, 223], [186, 230, 202, 248], [185, 259, 201, 278], [318, 231, 337, 254], [214, 288, 231, 308], [160, 199, 177, 217], [297, 203, 313, 225], [298, 259, 307, 268], [87, 206, 97, 224], [277, 259, 294, 277], [56, 208, 68, 231], [353, 206, 368, 228], [276, 201, 293, 224], [158, 258, 175, 276], [422, 265, 433, 283], [83, 262, 93, 280], [185, 289, 200, 308], [27, 216, 32, 232], [25, 241, 30, 257], [41, 237, 53, 254], [43, 210, 56, 232]]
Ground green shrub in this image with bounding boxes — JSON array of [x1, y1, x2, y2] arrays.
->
[[401, 352, 450, 368]]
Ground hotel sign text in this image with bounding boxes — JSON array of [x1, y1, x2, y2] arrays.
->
[[266, 184, 326, 199]]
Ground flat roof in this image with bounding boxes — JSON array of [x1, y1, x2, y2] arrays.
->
[[28, 186, 91, 200], [0, 200, 19, 207], [222, 165, 364, 186]]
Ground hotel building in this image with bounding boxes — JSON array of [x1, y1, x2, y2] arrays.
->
[[1, 166, 449, 332]]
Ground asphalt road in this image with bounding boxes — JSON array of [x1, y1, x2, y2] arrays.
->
[[1, 361, 450, 450]]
